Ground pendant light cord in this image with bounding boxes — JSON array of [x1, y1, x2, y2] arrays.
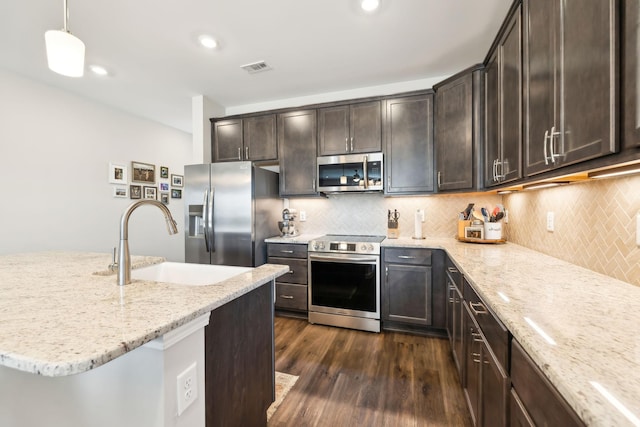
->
[[63, 0, 69, 32]]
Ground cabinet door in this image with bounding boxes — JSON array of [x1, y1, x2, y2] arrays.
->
[[484, 50, 500, 187], [463, 305, 481, 425], [318, 105, 350, 156], [243, 114, 277, 161], [500, 6, 523, 183], [510, 389, 535, 427], [350, 101, 382, 153], [452, 285, 464, 379], [524, 0, 558, 176], [561, 0, 617, 164], [624, 0, 640, 148], [384, 263, 432, 326], [385, 94, 434, 194], [435, 72, 475, 191], [480, 341, 509, 427], [213, 119, 243, 162], [278, 110, 318, 196]]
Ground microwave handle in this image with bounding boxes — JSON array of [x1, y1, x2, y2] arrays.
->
[[363, 154, 368, 189]]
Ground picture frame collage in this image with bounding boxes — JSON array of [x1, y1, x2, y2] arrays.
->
[[108, 161, 183, 205]]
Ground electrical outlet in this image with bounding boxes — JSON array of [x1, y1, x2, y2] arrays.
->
[[546, 212, 555, 232], [176, 362, 198, 416], [299, 210, 307, 222]]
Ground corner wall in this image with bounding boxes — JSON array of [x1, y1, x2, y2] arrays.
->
[[0, 69, 192, 261]]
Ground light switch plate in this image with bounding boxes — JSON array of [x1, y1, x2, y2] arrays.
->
[[546, 212, 555, 232]]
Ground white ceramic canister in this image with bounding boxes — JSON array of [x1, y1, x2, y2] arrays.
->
[[484, 221, 503, 240]]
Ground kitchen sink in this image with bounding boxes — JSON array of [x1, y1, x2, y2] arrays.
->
[[131, 262, 251, 286]]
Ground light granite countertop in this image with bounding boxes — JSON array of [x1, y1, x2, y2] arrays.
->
[[383, 237, 640, 427], [0, 251, 288, 377], [264, 234, 321, 244]]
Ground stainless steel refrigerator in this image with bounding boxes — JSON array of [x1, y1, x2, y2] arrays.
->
[[184, 162, 280, 267]]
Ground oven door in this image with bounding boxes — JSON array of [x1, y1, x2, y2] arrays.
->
[[308, 252, 380, 319]]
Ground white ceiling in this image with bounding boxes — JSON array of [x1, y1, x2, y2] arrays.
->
[[0, 0, 512, 133]]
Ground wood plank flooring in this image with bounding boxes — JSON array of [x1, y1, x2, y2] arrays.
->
[[268, 316, 472, 427]]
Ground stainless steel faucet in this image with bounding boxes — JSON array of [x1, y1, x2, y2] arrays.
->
[[118, 199, 178, 286]]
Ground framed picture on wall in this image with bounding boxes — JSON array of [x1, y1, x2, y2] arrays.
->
[[171, 189, 182, 199], [131, 161, 155, 184], [171, 174, 183, 187], [160, 192, 169, 205], [160, 166, 169, 179], [130, 185, 142, 199], [108, 162, 128, 184], [113, 187, 128, 198], [160, 183, 169, 191], [144, 186, 157, 200]]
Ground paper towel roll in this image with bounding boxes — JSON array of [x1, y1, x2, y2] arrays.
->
[[414, 210, 423, 239]]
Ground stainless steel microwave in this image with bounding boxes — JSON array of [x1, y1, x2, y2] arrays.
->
[[316, 152, 383, 193]]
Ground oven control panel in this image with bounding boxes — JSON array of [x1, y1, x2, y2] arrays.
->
[[309, 236, 382, 254]]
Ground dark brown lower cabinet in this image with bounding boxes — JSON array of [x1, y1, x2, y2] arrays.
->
[[205, 282, 274, 427], [510, 339, 585, 427], [480, 340, 509, 427], [510, 388, 535, 427], [463, 305, 481, 425]]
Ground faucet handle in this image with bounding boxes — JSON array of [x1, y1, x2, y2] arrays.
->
[[108, 247, 118, 272]]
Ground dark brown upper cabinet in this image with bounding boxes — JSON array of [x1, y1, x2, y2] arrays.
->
[[484, 4, 522, 187], [318, 101, 382, 156], [523, 0, 618, 176], [624, 0, 640, 149], [277, 110, 318, 197], [212, 115, 277, 162], [434, 66, 484, 192], [384, 93, 435, 194]]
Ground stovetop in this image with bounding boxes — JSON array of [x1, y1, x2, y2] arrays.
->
[[308, 234, 385, 254]]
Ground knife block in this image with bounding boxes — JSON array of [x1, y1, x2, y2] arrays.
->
[[387, 220, 399, 239], [457, 220, 472, 239]]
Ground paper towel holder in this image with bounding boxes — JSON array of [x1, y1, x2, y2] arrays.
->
[[412, 209, 425, 239]]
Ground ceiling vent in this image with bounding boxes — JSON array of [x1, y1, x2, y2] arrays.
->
[[240, 60, 272, 74]]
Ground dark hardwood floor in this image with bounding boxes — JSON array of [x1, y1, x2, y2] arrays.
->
[[268, 316, 472, 427]]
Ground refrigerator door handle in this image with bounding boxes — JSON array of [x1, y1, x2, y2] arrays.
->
[[203, 189, 211, 252], [209, 187, 215, 253]]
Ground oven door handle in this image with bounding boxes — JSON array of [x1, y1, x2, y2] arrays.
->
[[309, 254, 378, 264]]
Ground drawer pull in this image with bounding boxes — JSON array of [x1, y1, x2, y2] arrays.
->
[[280, 295, 294, 299], [287, 270, 294, 274], [472, 353, 481, 363], [469, 301, 488, 315], [447, 267, 458, 274], [281, 250, 294, 254], [398, 255, 416, 259]]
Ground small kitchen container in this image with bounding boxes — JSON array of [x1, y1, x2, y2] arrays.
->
[[484, 221, 503, 240]]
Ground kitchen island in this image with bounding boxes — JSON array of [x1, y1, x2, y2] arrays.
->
[[384, 238, 640, 427], [0, 251, 288, 427]]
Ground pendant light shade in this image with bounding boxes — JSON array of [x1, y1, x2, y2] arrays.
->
[[45, 0, 85, 77], [45, 30, 85, 77]]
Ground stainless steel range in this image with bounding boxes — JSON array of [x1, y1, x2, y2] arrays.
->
[[308, 234, 385, 333]]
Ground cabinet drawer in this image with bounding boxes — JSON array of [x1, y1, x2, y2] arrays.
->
[[445, 256, 462, 288], [267, 243, 307, 259], [384, 248, 432, 265], [511, 340, 585, 427], [464, 278, 509, 369], [275, 283, 308, 311], [267, 257, 307, 284]]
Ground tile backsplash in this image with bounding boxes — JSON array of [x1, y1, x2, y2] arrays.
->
[[503, 174, 640, 287], [287, 193, 503, 239], [287, 174, 640, 287]]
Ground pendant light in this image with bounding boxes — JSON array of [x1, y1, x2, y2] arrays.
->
[[45, 0, 85, 77]]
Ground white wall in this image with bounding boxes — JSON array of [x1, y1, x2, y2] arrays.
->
[[0, 69, 192, 262]]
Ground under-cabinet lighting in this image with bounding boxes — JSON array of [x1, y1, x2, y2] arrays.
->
[[523, 181, 569, 191], [590, 381, 640, 426], [524, 317, 556, 345], [588, 164, 640, 179], [497, 190, 514, 195]]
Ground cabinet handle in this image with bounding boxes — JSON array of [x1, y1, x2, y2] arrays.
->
[[280, 295, 294, 299], [238, 147, 242, 160], [469, 301, 488, 316], [437, 171, 441, 189], [281, 250, 294, 254], [492, 159, 498, 182], [543, 129, 550, 165], [549, 126, 561, 163], [350, 137, 354, 152], [472, 352, 482, 363], [447, 267, 458, 274], [245, 146, 249, 159], [287, 270, 294, 274], [363, 154, 369, 189], [345, 138, 349, 152], [398, 255, 416, 259]]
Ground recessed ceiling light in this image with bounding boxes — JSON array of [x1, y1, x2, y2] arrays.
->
[[361, 0, 380, 12], [198, 34, 218, 49], [89, 65, 109, 76]]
